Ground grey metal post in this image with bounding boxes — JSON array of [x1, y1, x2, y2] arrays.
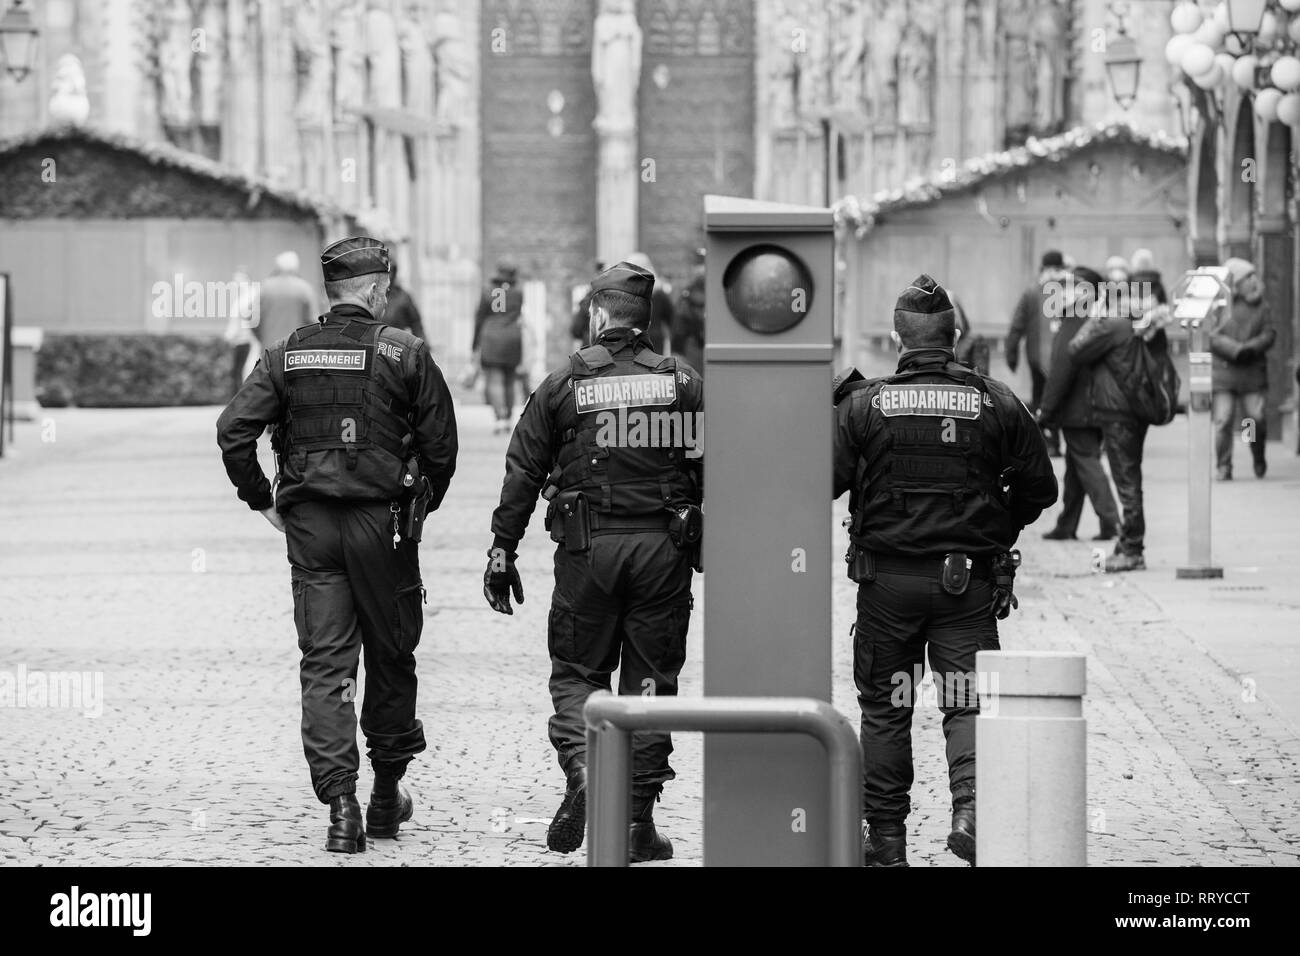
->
[[586, 717, 632, 868], [1173, 269, 1226, 579], [975, 651, 1087, 867], [583, 692, 862, 867]]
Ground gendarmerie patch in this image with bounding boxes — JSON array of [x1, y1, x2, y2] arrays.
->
[[574, 373, 676, 414], [284, 349, 368, 372], [874, 383, 982, 420]]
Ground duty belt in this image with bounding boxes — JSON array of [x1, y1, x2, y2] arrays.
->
[[590, 512, 672, 535], [870, 552, 994, 580]]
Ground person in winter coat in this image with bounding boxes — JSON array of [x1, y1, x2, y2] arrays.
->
[[1067, 277, 1174, 572], [1210, 258, 1277, 479], [1036, 267, 1122, 544], [1006, 250, 1069, 455], [473, 262, 526, 433]]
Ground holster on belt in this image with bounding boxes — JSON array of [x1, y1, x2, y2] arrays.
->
[[547, 491, 590, 553], [845, 543, 875, 583], [668, 504, 704, 572]]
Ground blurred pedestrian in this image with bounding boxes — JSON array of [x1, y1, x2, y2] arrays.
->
[[1211, 258, 1277, 479], [673, 247, 706, 375], [216, 236, 458, 852], [252, 250, 318, 347], [1067, 275, 1176, 572], [1037, 267, 1122, 542], [221, 268, 258, 396], [1006, 250, 1068, 455], [384, 262, 426, 341], [473, 261, 525, 434], [624, 251, 673, 355]]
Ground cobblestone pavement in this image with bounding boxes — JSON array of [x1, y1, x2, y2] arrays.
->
[[0, 402, 1296, 866]]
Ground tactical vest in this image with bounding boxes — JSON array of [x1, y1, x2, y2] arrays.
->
[[848, 362, 1005, 532], [552, 341, 699, 514], [280, 319, 410, 470]]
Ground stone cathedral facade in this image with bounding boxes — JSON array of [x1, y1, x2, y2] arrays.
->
[[0, 0, 1180, 366]]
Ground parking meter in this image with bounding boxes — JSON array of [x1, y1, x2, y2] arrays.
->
[[1171, 267, 1227, 579], [702, 195, 835, 866]]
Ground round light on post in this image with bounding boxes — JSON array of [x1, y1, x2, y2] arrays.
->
[[1105, 31, 1143, 109], [0, 0, 39, 83]]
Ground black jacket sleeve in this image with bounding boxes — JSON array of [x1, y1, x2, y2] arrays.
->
[[215, 349, 283, 512], [490, 374, 560, 553], [832, 392, 867, 501], [1036, 317, 1079, 425], [1004, 290, 1032, 369], [407, 342, 458, 511], [992, 383, 1059, 531]]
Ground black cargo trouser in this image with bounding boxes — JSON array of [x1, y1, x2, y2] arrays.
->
[[285, 500, 427, 803], [853, 562, 1000, 823], [1099, 418, 1149, 557], [547, 531, 693, 795]]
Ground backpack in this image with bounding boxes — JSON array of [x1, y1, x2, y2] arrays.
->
[[1109, 331, 1180, 426]]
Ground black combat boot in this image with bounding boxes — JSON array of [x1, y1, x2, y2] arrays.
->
[[629, 790, 673, 863], [863, 820, 908, 867], [546, 761, 587, 854], [366, 762, 414, 839], [325, 793, 365, 853], [947, 793, 976, 865]]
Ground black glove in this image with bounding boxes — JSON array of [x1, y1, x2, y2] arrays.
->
[[990, 587, 1019, 621], [484, 547, 524, 615], [1235, 346, 1258, 364]]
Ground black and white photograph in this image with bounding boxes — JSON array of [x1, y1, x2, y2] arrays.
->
[[0, 0, 1295, 928]]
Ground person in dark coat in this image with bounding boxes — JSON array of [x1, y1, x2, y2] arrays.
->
[[383, 262, 426, 341], [1067, 279, 1174, 572], [473, 262, 525, 433], [1006, 250, 1069, 455], [1036, 267, 1121, 542], [1211, 258, 1277, 479]]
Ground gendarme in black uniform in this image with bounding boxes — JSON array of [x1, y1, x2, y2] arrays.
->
[[484, 261, 703, 863], [216, 237, 457, 853], [832, 275, 1057, 867]]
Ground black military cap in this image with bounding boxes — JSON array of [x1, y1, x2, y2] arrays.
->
[[590, 260, 654, 300], [321, 236, 390, 282], [894, 273, 954, 323]]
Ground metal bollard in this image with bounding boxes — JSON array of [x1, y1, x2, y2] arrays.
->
[[584, 692, 863, 867], [975, 651, 1086, 867], [1172, 268, 1226, 579]]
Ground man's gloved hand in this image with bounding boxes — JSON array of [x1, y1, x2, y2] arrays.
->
[[484, 547, 524, 615], [991, 587, 1018, 620], [1236, 346, 1258, 364]]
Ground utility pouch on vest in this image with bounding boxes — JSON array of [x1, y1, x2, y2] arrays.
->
[[940, 552, 972, 595], [846, 545, 876, 584]]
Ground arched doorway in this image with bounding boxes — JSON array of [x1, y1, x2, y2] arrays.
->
[[1224, 96, 1256, 260], [1188, 113, 1219, 266]]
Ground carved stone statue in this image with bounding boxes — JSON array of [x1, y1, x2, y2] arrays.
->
[[158, 0, 194, 129], [366, 0, 402, 109], [292, 0, 332, 127], [896, 22, 934, 128], [432, 10, 470, 129], [866, 7, 902, 127], [832, 0, 868, 114], [591, 0, 642, 136], [768, 7, 802, 130], [333, 0, 367, 117], [1030, 0, 1066, 132], [48, 53, 89, 126], [398, 3, 435, 119], [1002, 0, 1035, 136], [196, 0, 223, 127]]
